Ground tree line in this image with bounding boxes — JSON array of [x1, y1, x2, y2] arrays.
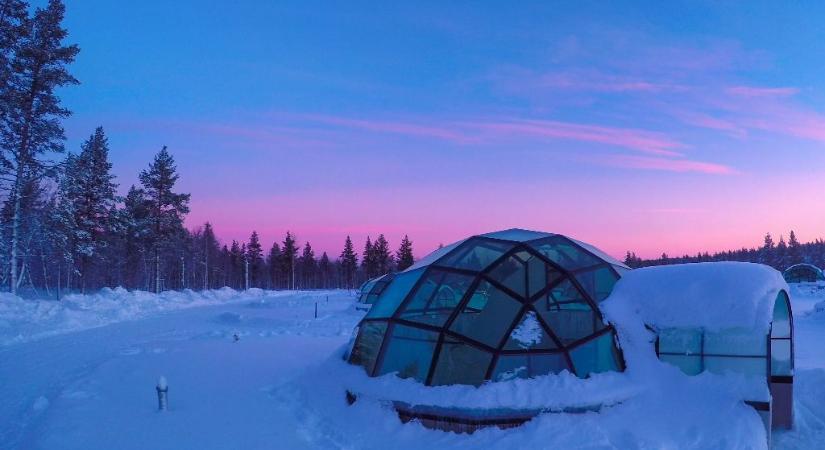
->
[[0, 0, 416, 297], [624, 231, 822, 271]]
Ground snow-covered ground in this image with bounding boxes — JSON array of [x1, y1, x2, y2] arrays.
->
[[2, 285, 825, 449]]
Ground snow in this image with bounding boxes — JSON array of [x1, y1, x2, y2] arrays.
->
[[509, 311, 543, 348], [1, 283, 825, 449], [0, 287, 304, 346], [604, 262, 788, 333]]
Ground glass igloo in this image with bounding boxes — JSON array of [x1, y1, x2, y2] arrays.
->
[[357, 273, 396, 305], [348, 229, 627, 386], [783, 263, 824, 283]]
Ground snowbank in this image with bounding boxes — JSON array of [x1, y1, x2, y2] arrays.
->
[[0, 287, 338, 346], [337, 351, 640, 411], [281, 347, 767, 449], [604, 262, 788, 334]]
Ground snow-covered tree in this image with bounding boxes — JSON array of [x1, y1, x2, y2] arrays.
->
[[138, 146, 190, 293], [1, 0, 78, 293]]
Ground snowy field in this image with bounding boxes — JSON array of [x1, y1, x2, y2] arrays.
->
[[2, 284, 825, 449]]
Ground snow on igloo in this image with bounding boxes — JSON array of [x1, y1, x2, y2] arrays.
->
[[347, 228, 628, 386]]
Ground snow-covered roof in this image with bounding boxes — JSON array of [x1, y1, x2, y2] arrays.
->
[[604, 262, 788, 334]]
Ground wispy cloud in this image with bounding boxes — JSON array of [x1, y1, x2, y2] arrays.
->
[[725, 85, 799, 98], [296, 113, 476, 144], [467, 119, 686, 156], [599, 155, 736, 175], [290, 113, 688, 157]]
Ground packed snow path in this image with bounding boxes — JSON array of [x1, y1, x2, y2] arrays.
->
[[1, 286, 825, 449], [0, 290, 360, 449]]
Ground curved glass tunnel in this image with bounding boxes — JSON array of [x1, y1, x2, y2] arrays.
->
[[655, 290, 794, 430]]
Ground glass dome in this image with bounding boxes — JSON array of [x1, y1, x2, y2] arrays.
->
[[348, 229, 627, 386], [783, 264, 824, 283], [357, 273, 396, 305]]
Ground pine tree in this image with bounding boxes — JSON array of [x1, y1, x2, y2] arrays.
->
[[776, 235, 788, 270], [139, 146, 190, 293], [0, 1, 26, 72], [247, 231, 263, 288], [373, 234, 392, 274], [318, 252, 331, 288], [362, 236, 374, 279], [1, 0, 78, 293], [340, 235, 358, 289], [229, 240, 242, 288], [299, 242, 316, 289], [788, 230, 801, 265], [62, 127, 117, 289], [112, 185, 150, 289], [281, 231, 298, 290], [266, 241, 282, 289], [395, 235, 414, 271], [201, 222, 220, 289]]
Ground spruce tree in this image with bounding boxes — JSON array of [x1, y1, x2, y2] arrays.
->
[[247, 231, 263, 287], [299, 242, 316, 288], [201, 222, 220, 289], [112, 185, 150, 289], [65, 127, 117, 288], [362, 236, 374, 279], [318, 252, 331, 288], [1, 0, 78, 293], [267, 241, 282, 289], [229, 240, 242, 288], [395, 235, 414, 271], [788, 230, 801, 265], [0, 1, 26, 73], [373, 234, 392, 274], [139, 146, 190, 293], [281, 231, 298, 290], [340, 235, 358, 289], [776, 236, 788, 270]]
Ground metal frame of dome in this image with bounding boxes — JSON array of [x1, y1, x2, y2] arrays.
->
[[348, 229, 627, 386]]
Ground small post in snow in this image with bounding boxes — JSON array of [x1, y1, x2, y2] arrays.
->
[[314, 301, 318, 319], [156, 376, 168, 411], [326, 295, 329, 304]]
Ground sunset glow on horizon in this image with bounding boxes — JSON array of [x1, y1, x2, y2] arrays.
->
[[58, 1, 825, 260]]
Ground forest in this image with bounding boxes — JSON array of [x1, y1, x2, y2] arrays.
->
[[0, 0, 415, 297]]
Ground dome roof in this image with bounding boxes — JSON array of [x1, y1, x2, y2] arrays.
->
[[347, 229, 626, 386]]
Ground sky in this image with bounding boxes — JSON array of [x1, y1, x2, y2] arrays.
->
[[54, 0, 825, 260]]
